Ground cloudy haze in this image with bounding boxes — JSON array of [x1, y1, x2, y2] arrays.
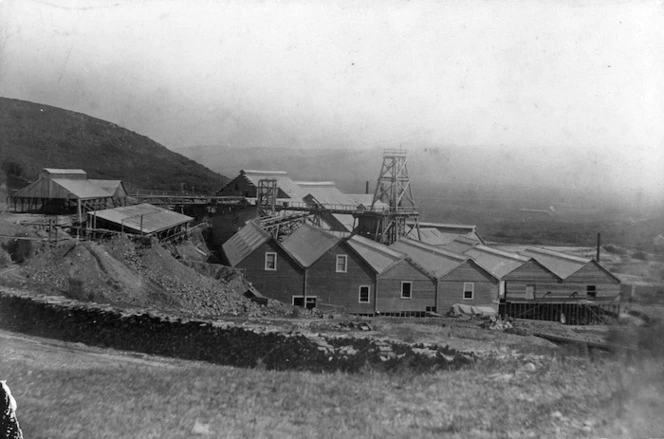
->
[[0, 0, 662, 198]]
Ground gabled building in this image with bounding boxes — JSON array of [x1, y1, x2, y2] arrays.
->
[[222, 221, 305, 305], [281, 224, 374, 312], [347, 235, 437, 315], [9, 168, 127, 220], [519, 247, 621, 300], [391, 238, 499, 313], [217, 170, 305, 199]]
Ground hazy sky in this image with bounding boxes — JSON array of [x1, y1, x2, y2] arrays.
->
[[0, 0, 662, 196]]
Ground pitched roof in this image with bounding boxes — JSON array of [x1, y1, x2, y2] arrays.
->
[[346, 235, 405, 274], [281, 223, 341, 267], [464, 245, 530, 278], [519, 247, 590, 279], [41, 168, 87, 179], [221, 221, 271, 267], [50, 179, 114, 199], [443, 236, 481, 253], [89, 180, 127, 197], [90, 203, 193, 235], [391, 238, 468, 278], [241, 170, 307, 199]]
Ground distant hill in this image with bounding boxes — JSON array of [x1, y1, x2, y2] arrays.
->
[[0, 97, 228, 193]]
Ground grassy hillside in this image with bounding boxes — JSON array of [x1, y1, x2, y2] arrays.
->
[[0, 97, 228, 193]]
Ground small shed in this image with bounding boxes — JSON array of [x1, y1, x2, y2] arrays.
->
[[222, 221, 305, 304], [89, 203, 192, 240]]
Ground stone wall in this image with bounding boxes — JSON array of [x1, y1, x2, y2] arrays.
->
[[0, 289, 473, 373]]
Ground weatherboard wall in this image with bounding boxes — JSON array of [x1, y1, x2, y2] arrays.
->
[[235, 240, 305, 304], [437, 260, 499, 312], [304, 242, 376, 314], [562, 262, 621, 299], [375, 261, 436, 313], [503, 260, 561, 301], [503, 259, 620, 302], [217, 174, 258, 198]]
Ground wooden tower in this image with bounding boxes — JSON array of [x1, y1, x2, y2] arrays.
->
[[354, 148, 420, 245]]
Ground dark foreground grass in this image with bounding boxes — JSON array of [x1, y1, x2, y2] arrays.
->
[[3, 338, 662, 439]]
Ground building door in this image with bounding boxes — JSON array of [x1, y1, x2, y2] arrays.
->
[[525, 285, 535, 300]]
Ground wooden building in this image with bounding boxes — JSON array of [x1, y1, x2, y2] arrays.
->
[[519, 247, 621, 301], [217, 170, 304, 199], [391, 238, 499, 313], [222, 221, 305, 305], [8, 168, 127, 221], [281, 224, 375, 312]]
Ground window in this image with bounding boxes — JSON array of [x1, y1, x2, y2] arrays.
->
[[401, 281, 412, 299], [336, 255, 348, 273], [292, 296, 317, 309], [264, 252, 277, 271], [525, 285, 535, 300], [359, 285, 370, 303], [586, 285, 597, 298], [463, 282, 474, 300]]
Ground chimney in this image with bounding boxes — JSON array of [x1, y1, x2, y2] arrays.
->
[[596, 233, 601, 262], [365, 181, 369, 194]]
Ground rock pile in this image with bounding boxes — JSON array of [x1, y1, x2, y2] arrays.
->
[[481, 316, 514, 330]]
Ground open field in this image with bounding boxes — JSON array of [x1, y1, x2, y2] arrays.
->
[[2, 324, 663, 439]]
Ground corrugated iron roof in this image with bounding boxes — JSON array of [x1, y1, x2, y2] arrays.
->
[[443, 236, 481, 253], [51, 179, 113, 199], [281, 223, 341, 267], [222, 221, 271, 267], [391, 238, 467, 278], [89, 180, 127, 197], [41, 168, 87, 179], [407, 227, 459, 246], [520, 247, 589, 279], [464, 245, 530, 279], [346, 235, 405, 274], [90, 203, 193, 235]]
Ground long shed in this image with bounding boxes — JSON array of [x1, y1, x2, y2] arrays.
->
[[392, 238, 499, 313], [9, 168, 126, 220], [519, 247, 621, 300]]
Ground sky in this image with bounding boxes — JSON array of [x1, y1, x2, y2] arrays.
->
[[0, 0, 662, 199]]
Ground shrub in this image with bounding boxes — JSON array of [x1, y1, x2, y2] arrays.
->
[[3, 234, 33, 264], [632, 251, 648, 261]]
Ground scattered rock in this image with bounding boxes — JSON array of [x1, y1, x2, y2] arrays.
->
[[191, 420, 211, 436]]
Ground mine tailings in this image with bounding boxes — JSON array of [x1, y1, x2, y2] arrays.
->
[[0, 289, 473, 373]]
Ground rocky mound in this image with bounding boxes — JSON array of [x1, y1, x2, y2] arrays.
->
[[19, 235, 293, 318]]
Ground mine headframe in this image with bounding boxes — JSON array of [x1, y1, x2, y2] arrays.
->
[[354, 148, 420, 245]]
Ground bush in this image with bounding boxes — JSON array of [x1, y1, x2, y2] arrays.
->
[[604, 244, 627, 255], [632, 251, 648, 261], [2, 235, 33, 264]]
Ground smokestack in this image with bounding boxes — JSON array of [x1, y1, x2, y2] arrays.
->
[[596, 233, 601, 262], [365, 181, 369, 194]]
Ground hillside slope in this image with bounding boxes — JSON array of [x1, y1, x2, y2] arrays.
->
[[0, 97, 228, 193]]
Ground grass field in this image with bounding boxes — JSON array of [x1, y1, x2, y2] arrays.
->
[[2, 327, 663, 439]]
